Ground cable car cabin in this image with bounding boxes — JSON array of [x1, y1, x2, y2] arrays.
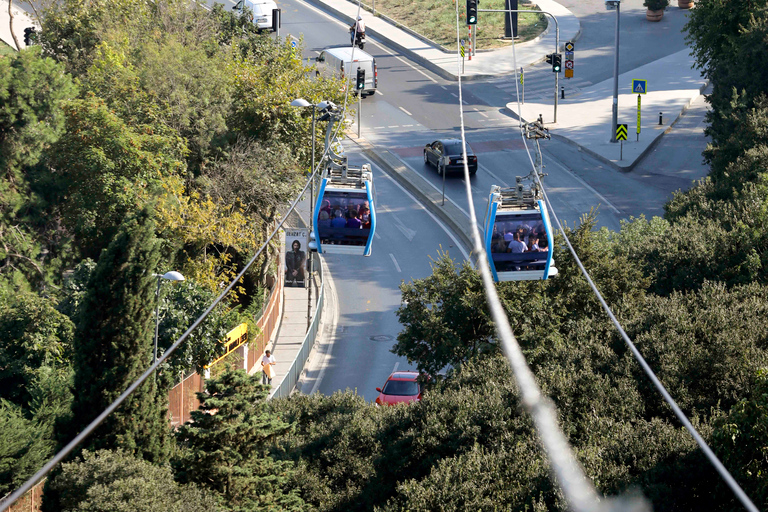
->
[[483, 184, 558, 282], [312, 164, 376, 256]]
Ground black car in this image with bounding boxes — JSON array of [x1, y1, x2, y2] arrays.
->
[[423, 139, 478, 175]]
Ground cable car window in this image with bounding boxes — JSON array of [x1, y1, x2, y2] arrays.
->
[[316, 191, 371, 247], [490, 213, 549, 272]]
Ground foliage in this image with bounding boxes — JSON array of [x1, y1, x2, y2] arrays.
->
[[393, 251, 494, 376], [47, 96, 186, 258], [62, 209, 171, 465], [711, 370, 768, 511], [643, 0, 669, 10], [0, 399, 56, 497], [47, 449, 222, 512], [0, 286, 75, 409], [175, 368, 305, 510]]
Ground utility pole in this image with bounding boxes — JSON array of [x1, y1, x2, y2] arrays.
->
[[608, 0, 621, 142]]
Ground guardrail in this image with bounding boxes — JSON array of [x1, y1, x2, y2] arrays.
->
[[270, 253, 324, 399]]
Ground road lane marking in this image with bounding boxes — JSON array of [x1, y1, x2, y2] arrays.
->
[[392, 362, 399, 373], [479, 163, 507, 185], [475, 109, 488, 118], [376, 170, 471, 261], [376, 90, 384, 95], [440, 86, 448, 90], [399, 107, 412, 116], [374, 231, 381, 239], [388, 125, 398, 128], [546, 157, 621, 214], [451, 93, 458, 98], [389, 253, 402, 272]]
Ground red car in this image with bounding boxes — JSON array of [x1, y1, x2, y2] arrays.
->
[[375, 371, 423, 406]]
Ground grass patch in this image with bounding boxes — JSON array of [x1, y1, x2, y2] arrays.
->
[[362, 0, 546, 49], [0, 40, 17, 57]]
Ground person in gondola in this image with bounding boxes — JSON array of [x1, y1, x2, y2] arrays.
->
[[318, 210, 331, 229], [285, 239, 306, 287], [331, 210, 346, 228], [508, 232, 527, 253], [346, 208, 362, 229], [527, 237, 540, 252]]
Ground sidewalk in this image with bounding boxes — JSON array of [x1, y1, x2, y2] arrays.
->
[[304, 0, 579, 81], [307, 0, 706, 171]]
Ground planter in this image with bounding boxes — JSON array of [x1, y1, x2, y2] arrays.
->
[[678, 0, 694, 7], [646, 9, 664, 21]]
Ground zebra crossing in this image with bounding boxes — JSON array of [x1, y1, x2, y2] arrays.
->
[[488, 65, 593, 102]]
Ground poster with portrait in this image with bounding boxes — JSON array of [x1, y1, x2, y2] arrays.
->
[[284, 229, 308, 288]]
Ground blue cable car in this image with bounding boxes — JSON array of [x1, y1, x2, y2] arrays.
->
[[311, 164, 376, 256], [483, 182, 558, 282]]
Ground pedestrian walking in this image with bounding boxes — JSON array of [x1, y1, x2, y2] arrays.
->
[[261, 350, 276, 385]]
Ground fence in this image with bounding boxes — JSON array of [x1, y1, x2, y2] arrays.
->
[[270, 253, 324, 399], [167, 371, 205, 427], [4, 479, 44, 512], [166, 250, 285, 424]]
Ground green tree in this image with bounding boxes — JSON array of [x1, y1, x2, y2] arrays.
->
[[62, 208, 171, 464], [47, 449, 222, 512], [175, 368, 304, 510], [393, 251, 494, 376], [48, 96, 187, 259], [0, 399, 55, 497], [0, 287, 75, 409]]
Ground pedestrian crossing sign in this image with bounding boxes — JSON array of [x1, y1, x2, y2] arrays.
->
[[632, 79, 647, 94]]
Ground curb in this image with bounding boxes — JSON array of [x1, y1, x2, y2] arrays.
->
[[504, 79, 709, 172], [345, 131, 474, 255]]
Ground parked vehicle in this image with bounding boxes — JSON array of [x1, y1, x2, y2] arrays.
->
[[315, 47, 378, 97], [424, 138, 478, 175], [232, 0, 278, 31]]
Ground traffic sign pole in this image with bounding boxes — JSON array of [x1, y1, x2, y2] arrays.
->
[[637, 94, 641, 141]]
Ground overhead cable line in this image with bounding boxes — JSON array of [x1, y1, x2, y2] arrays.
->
[[448, 5, 639, 512], [503, 16, 758, 512]]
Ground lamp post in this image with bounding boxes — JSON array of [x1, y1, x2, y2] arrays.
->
[[152, 271, 185, 366], [606, 0, 621, 142], [291, 98, 331, 331]]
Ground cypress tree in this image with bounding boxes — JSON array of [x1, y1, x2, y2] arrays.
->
[[175, 368, 304, 510], [62, 208, 171, 463]]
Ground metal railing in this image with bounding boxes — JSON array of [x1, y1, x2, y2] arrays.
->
[[270, 253, 324, 399]]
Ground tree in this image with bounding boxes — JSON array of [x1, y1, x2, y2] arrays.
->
[[0, 286, 75, 409], [174, 367, 304, 510], [62, 208, 171, 464], [47, 449, 223, 512], [393, 251, 495, 376], [0, 399, 55, 497]]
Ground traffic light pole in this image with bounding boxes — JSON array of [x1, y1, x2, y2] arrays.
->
[[478, 9, 558, 123]]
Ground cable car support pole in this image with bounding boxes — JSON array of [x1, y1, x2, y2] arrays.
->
[[478, 9, 558, 123]]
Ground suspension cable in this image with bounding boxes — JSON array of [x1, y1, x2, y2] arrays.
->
[[449, 5, 622, 512], [501, 13, 758, 512]]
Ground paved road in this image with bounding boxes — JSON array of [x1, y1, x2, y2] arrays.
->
[[300, 147, 470, 400]]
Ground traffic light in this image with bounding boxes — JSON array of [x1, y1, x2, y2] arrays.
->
[[552, 53, 562, 73], [466, 0, 477, 25], [545, 53, 553, 65], [23, 27, 35, 46], [356, 68, 366, 90]]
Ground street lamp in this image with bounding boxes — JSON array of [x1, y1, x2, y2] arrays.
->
[[606, 0, 621, 142], [152, 271, 185, 366], [291, 98, 331, 330]]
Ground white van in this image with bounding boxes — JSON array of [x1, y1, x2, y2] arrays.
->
[[315, 47, 378, 97], [233, 0, 278, 31]]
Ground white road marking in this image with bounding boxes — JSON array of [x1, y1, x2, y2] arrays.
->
[[451, 93, 458, 98], [403, 124, 413, 127], [389, 253, 402, 272], [373, 126, 385, 129], [377, 171, 471, 261], [440, 85, 447, 90], [376, 90, 384, 95], [547, 158, 622, 214], [388, 125, 398, 128], [392, 362, 399, 373], [475, 109, 489, 118], [372, 44, 438, 84], [399, 106, 412, 116], [374, 231, 381, 239], [479, 163, 507, 185]]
